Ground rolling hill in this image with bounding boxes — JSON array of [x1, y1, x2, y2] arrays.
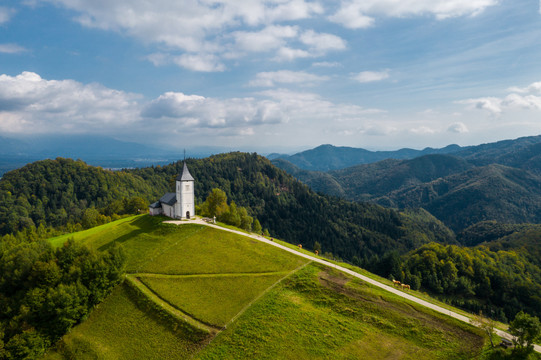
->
[[272, 134, 541, 172], [272, 136, 541, 232], [273, 143, 463, 171], [0, 154, 457, 264], [43, 215, 487, 359]]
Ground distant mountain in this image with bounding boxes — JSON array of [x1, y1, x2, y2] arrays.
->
[[455, 135, 541, 172], [375, 164, 541, 231], [272, 143, 463, 171], [273, 135, 541, 231], [272, 134, 541, 172]]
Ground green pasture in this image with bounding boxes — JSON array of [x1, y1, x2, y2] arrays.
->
[[44, 284, 206, 360], [139, 272, 289, 327], [49, 215, 306, 274], [197, 263, 486, 360], [45, 215, 496, 360], [48, 215, 141, 248]]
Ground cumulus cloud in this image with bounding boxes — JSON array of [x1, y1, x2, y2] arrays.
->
[[0, 72, 140, 134], [457, 97, 503, 115], [330, 0, 498, 29], [173, 54, 225, 72], [447, 122, 469, 133], [353, 70, 390, 83], [508, 82, 541, 94], [328, 3, 375, 29], [249, 70, 329, 87], [38, 0, 329, 71], [0, 43, 28, 54], [232, 26, 346, 61], [0, 71, 393, 146], [299, 30, 347, 53], [232, 25, 299, 53], [142, 92, 287, 129], [458, 81, 541, 115]]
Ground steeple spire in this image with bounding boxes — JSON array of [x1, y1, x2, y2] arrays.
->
[[176, 161, 194, 181]]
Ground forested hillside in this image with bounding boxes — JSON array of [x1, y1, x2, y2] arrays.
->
[[0, 153, 454, 263], [0, 158, 159, 235], [130, 153, 456, 261], [274, 154, 541, 231]]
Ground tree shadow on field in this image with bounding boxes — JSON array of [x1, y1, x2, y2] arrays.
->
[[97, 215, 160, 252]]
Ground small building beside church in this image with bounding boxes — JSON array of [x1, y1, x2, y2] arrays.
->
[[149, 162, 195, 219]]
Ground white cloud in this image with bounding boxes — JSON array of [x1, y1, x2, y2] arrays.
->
[[331, 0, 498, 29], [232, 27, 346, 61], [457, 97, 502, 115], [0, 72, 140, 134], [142, 92, 287, 129], [0, 43, 28, 54], [0, 7, 14, 24], [249, 70, 329, 87], [299, 30, 347, 53], [458, 80, 541, 115], [274, 47, 312, 61], [448, 122, 469, 133], [38, 0, 327, 70], [508, 82, 541, 94], [328, 3, 375, 29], [173, 54, 225, 72], [353, 70, 390, 83], [232, 25, 298, 53]]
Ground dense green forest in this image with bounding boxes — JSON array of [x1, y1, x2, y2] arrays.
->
[[274, 154, 541, 231], [0, 238, 125, 359], [0, 158, 158, 236]]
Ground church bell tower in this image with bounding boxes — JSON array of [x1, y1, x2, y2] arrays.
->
[[175, 162, 195, 219]]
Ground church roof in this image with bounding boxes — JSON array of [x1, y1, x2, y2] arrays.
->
[[176, 162, 194, 181], [149, 201, 162, 209], [159, 192, 177, 206]]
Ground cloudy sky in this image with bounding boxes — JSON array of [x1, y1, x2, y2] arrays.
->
[[1, 0, 541, 152]]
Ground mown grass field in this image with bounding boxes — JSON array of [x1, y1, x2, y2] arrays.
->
[[45, 215, 491, 359], [139, 272, 289, 327], [197, 264, 487, 360]]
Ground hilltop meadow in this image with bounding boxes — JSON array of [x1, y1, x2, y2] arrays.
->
[[41, 215, 491, 360]]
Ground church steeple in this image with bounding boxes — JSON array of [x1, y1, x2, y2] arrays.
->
[[176, 162, 194, 181], [175, 161, 195, 219]]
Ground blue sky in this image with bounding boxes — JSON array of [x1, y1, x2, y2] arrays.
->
[[1, 0, 541, 153]]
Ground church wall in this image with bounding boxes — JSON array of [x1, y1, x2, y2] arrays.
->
[[162, 203, 175, 218]]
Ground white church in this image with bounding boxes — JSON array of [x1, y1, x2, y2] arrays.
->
[[148, 162, 195, 219]]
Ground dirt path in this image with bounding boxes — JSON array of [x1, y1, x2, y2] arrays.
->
[[165, 218, 541, 354]]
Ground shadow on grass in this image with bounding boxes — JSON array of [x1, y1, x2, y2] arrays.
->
[[97, 215, 163, 252]]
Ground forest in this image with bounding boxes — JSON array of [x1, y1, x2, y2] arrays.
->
[[0, 238, 125, 359]]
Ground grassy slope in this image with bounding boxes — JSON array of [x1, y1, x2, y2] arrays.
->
[[139, 272, 289, 327], [198, 264, 485, 360], [45, 216, 488, 359]]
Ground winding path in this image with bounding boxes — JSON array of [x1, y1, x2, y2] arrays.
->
[[165, 218, 541, 354]]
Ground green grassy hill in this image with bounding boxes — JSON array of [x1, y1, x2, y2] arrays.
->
[[44, 215, 490, 360]]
